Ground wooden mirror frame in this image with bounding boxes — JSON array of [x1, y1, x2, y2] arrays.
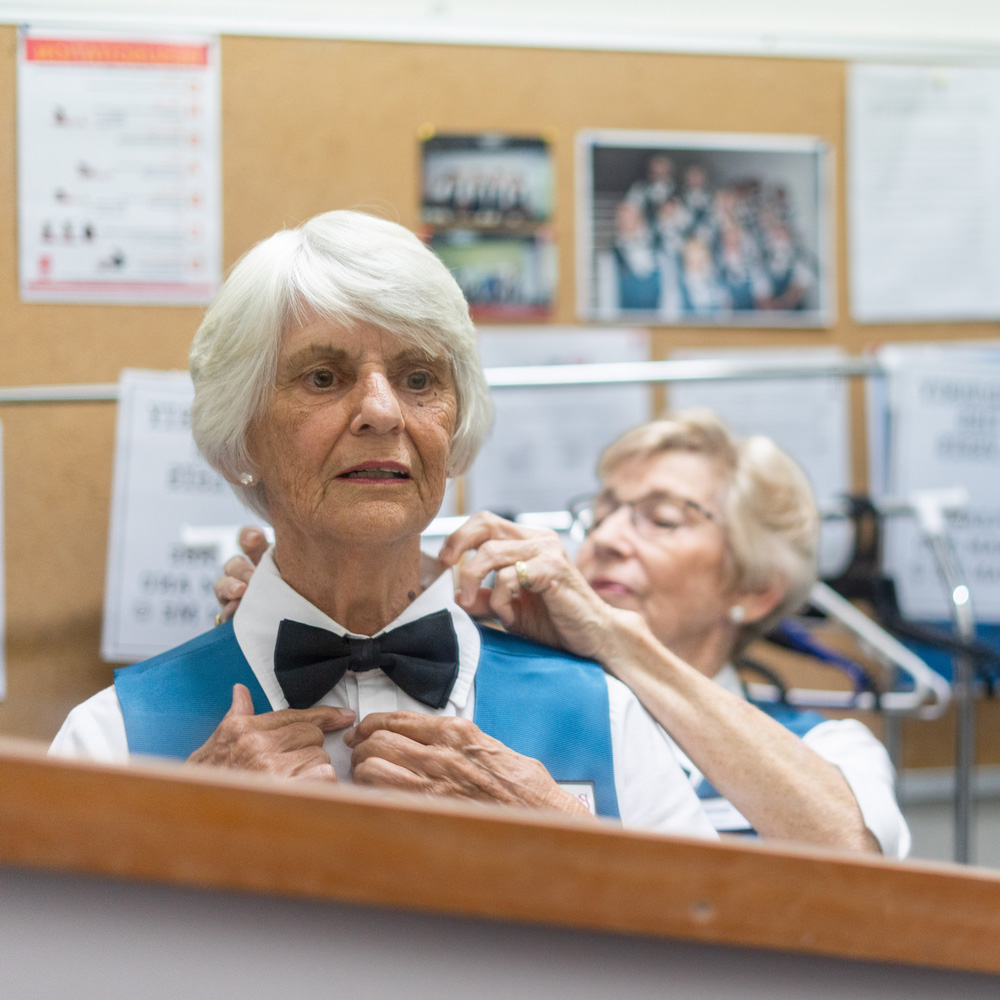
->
[[2, 737, 998, 976]]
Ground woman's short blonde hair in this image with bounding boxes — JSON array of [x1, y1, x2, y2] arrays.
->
[[598, 408, 818, 647], [189, 210, 493, 520]]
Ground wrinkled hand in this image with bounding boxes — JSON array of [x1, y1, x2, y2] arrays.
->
[[344, 710, 593, 817], [438, 511, 635, 663], [214, 527, 269, 623], [187, 683, 355, 780]]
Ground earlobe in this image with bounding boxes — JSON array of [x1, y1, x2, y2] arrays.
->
[[736, 581, 785, 626]]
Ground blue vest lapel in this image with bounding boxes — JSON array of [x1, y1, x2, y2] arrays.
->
[[114, 622, 269, 759], [473, 626, 620, 820]]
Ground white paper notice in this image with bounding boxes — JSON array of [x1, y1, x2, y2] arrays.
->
[[102, 371, 258, 663], [669, 347, 852, 575], [848, 64, 1000, 322], [466, 328, 651, 516], [17, 29, 221, 304], [876, 346, 1000, 622]]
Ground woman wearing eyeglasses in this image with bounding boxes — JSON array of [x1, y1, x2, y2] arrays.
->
[[218, 409, 908, 855]]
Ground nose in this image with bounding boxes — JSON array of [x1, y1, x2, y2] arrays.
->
[[586, 503, 635, 557], [349, 371, 404, 435]]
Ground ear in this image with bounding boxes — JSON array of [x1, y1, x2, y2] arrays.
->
[[732, 580, 785, 626]]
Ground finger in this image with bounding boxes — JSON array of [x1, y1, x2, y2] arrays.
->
[[267, 719, 334, 752], [456, 586, 496, 619], [239, 527, 269, 566], [345, 711, 478, 749], [344, 710, 420, 746], [456, 539, 541, 606], [352, 756, 427, 791], [214, 575, 248, 604], [349, 728, 429, 770], [254, 704, 356, 733], [488, 565, 523, 628], [293, 762, 338, 782], [225, 683, 256, 719], [438, 511, 528, 566], [222, 554, 256, 585], [269, 746, 335, 779], [213, 600, 237, 625]]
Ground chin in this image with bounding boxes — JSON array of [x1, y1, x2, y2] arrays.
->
[[321, 500, 433, 547]]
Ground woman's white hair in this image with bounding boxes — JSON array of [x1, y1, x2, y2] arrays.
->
[[189, 210, 492, 520], [597, 408, 819, 648]]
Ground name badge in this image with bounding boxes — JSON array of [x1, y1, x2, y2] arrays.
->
[[558, 781, 596, 816], [701, 796, 754, 834]]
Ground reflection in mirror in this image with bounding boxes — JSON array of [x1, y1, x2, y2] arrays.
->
[[9, 229, 1000, 872]]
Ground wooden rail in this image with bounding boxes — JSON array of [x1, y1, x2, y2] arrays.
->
[[1, 738, 999, 974]]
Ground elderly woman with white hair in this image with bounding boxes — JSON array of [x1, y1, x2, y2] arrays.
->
[[220, 408, 910, 855], [50, 210, 717, 839]]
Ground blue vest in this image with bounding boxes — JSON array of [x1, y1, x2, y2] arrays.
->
[[693, 700, 827, 836], [114, 622, 621, 819], [613, 246, 661, 311]]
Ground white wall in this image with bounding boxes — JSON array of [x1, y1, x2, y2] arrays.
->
[[3, 867, 999, 999], [5, 0, 1000, 58]]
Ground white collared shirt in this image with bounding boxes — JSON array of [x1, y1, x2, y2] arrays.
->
[[50, 548, 717, 840], [665, 664, 911, 858]]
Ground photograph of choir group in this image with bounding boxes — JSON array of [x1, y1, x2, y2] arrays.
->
[[578, 132, 831, 326], [421, 132, 555, 319]]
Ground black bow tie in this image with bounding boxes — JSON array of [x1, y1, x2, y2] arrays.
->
[[273, 610, 460, 710]]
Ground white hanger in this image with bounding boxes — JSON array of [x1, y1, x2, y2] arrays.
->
[[751, 581, 951, 720]]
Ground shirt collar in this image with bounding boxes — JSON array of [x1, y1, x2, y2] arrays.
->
[[232, 547, 480, 711]]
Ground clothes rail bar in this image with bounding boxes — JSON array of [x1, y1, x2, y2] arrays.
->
[[0, 383, 119, 405], [0, 357, 885, 406]]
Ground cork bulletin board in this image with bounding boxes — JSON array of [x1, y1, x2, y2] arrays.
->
[[0, 27, 997, 762]]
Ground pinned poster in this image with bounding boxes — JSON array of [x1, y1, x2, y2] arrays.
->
[[465, 328, 651, 517], [874, 344, 1000, 622], [102, 371, 257, 663], [849, 65, 1000, 322], [420, 131, 556, 320], [669, 347, 852, 575], [17, 28, 221, 304]]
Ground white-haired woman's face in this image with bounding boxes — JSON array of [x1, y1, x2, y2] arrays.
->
[[249, 315, 457, 548], [575, 450, 738, 671]]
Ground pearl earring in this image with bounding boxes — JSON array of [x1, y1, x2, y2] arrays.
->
[[238, 472, 255, 486], [729, 605, 745, 624]]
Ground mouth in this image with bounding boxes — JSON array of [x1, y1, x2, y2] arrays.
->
[[337, 462, 411, 482], [588, 578, 633, 597]]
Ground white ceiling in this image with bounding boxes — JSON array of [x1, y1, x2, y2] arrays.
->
[[4, 0, 1000, 59]]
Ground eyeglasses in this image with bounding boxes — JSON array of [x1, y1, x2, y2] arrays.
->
[[567, 489, 720, 540]]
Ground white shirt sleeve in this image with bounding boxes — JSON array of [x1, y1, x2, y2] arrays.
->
[[606, 675, 717, 840], [48, 685, 130, 763], [803, 718, 911, 858]]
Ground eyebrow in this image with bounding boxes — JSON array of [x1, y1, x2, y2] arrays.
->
[[282, 343, 444, 367], [282, 344, 352, 369]]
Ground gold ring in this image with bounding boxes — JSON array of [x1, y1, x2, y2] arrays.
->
[[214, 613, 224, 627], [515, 560, 530, 590]]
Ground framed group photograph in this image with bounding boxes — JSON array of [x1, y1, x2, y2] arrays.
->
[[576, 130, 832, 327], [420, 131, 555, 320]]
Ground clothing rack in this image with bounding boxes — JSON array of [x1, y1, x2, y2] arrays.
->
[[0, 354, 980, 862], [0, 355, 883, 406]]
